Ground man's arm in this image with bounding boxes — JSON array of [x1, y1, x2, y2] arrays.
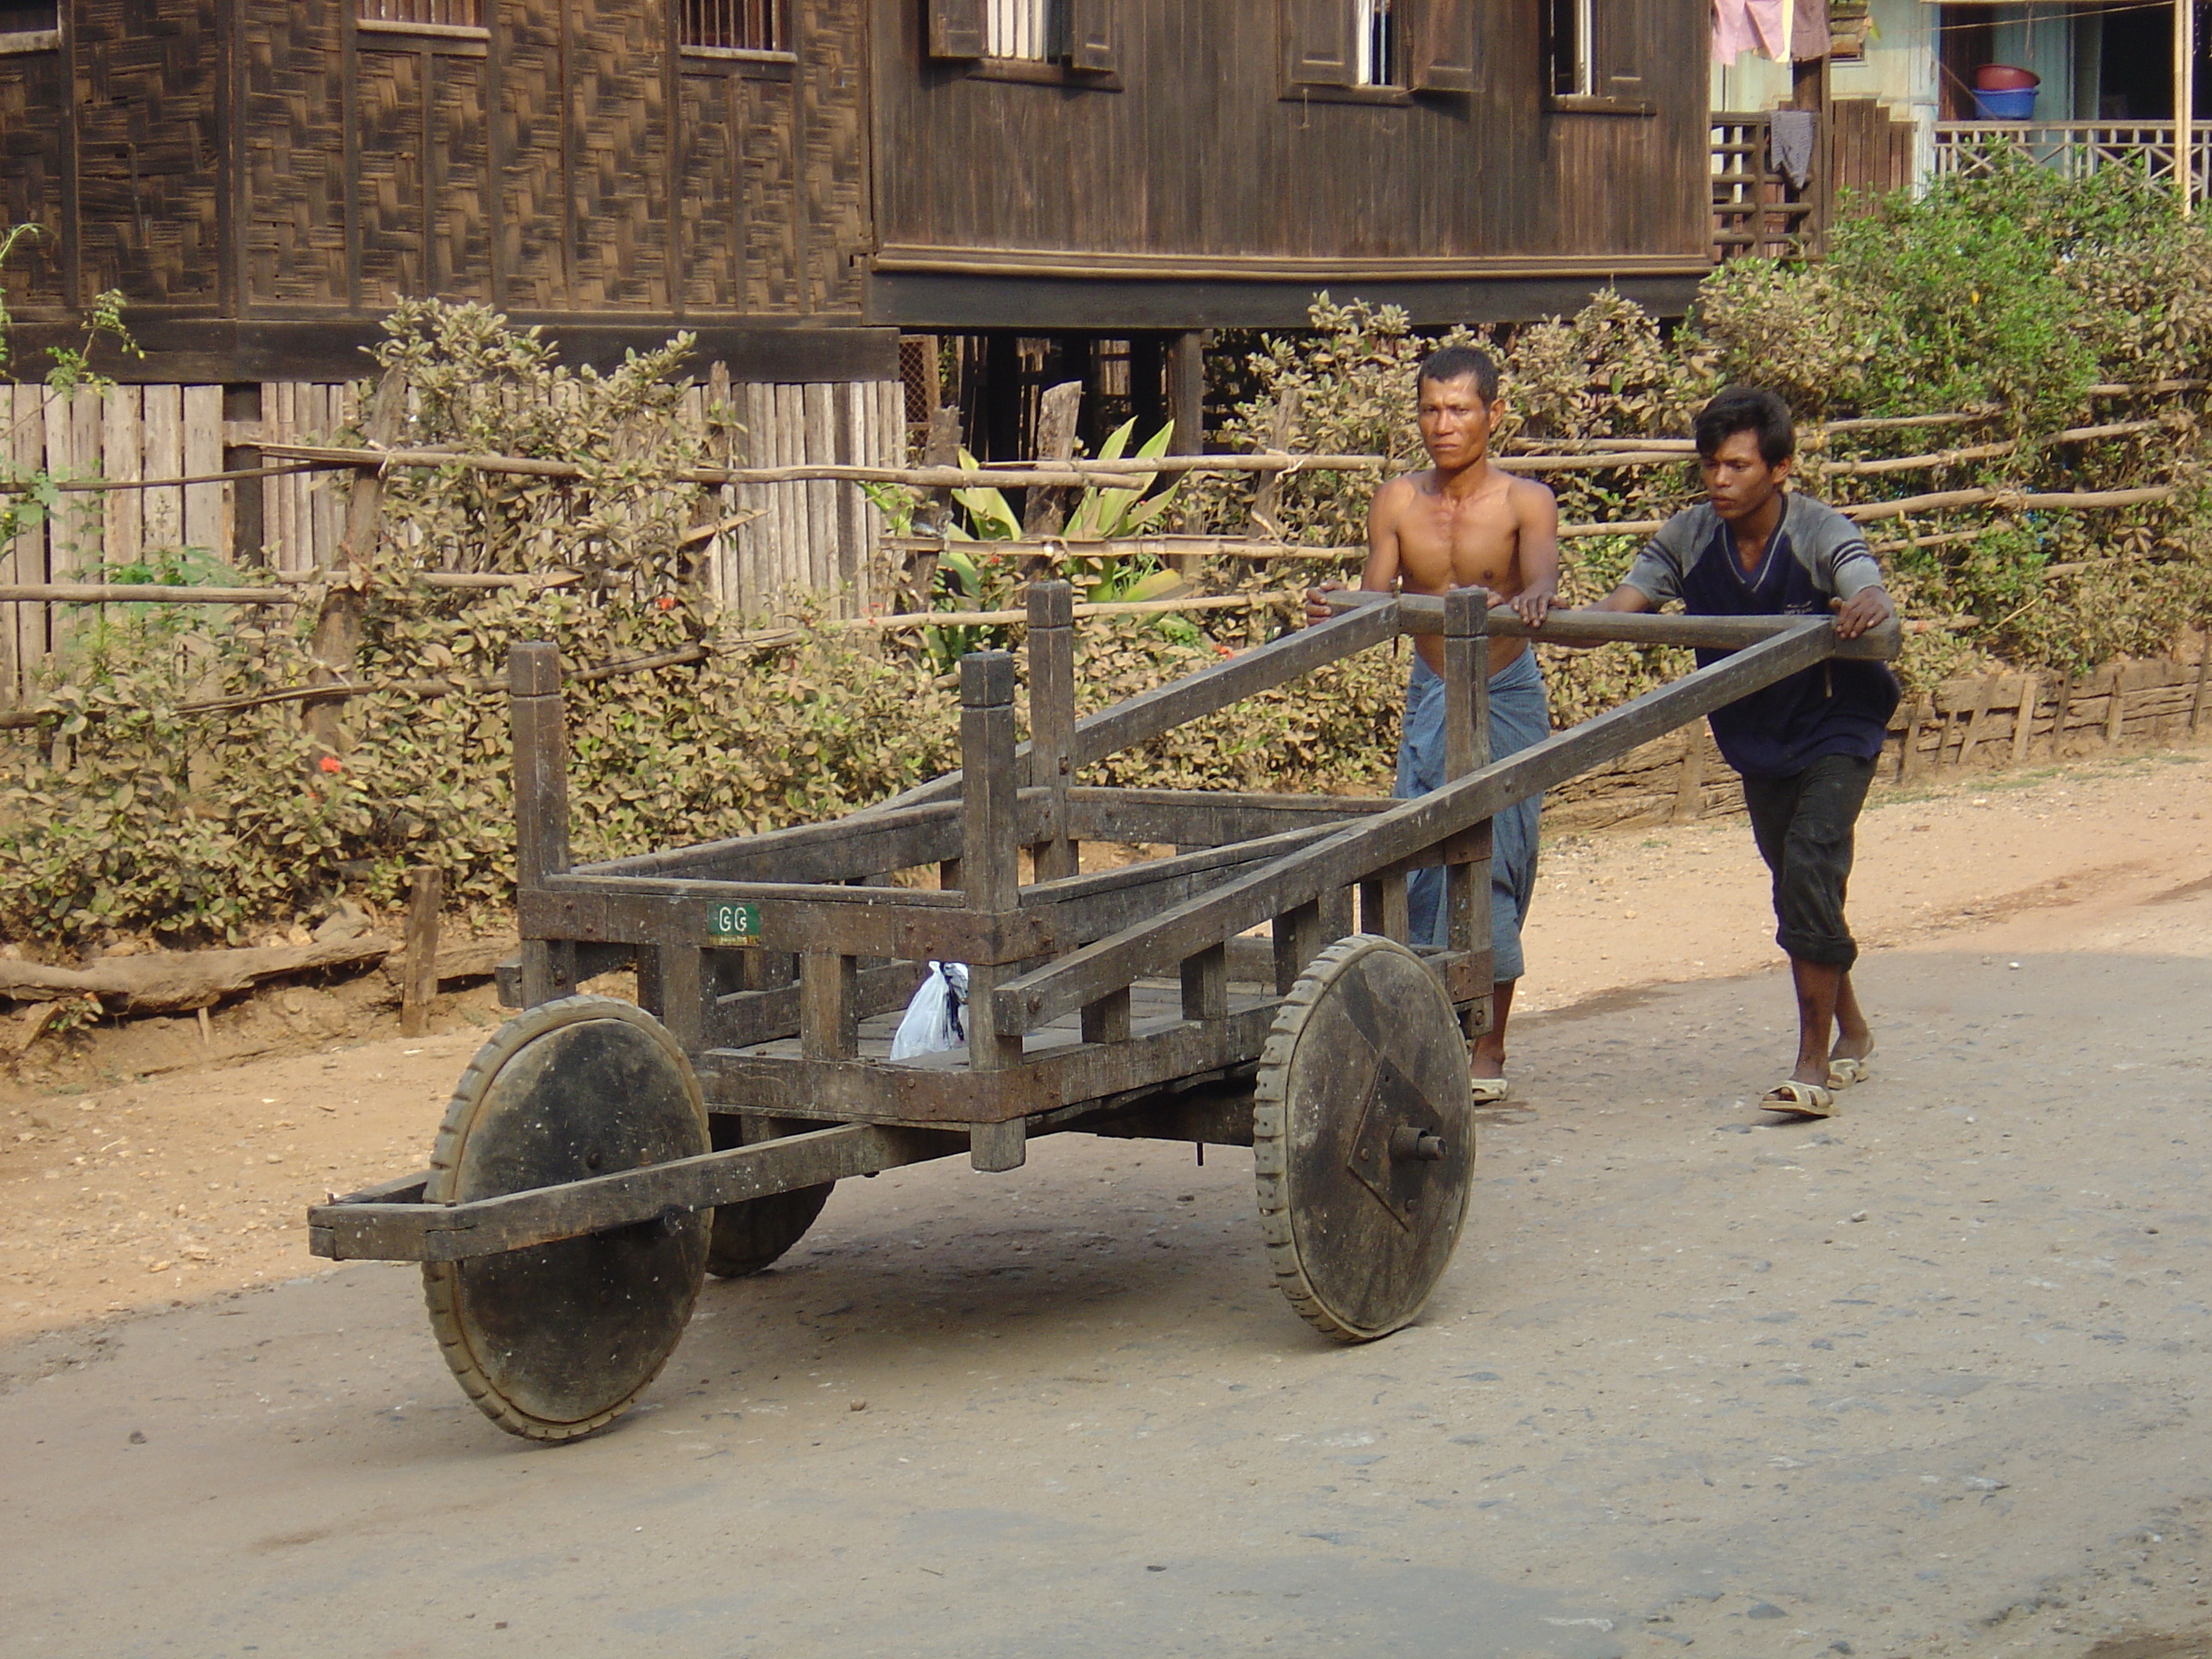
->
[[1358, 478, 1406, 594], [1506, 478, 1560, 627], [1588, 582, 1656, 614], [1304, 477, 1408, 625], [1818, 523, 1895, 641]]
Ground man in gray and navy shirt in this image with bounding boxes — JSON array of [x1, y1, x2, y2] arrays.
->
[[1582, 387, 1897, 1116]]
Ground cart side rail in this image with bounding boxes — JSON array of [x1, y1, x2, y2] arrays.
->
[[990, 620, 1862, 1036], [863, 597, 1404, 818]]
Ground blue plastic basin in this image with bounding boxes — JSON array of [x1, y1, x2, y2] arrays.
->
[[1973, 88, 2037, 119]]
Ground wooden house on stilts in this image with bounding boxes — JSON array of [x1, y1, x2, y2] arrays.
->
[[1, 0, 1709, 681]]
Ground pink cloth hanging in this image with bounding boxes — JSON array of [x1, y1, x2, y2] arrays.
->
[[1714, 0, 1790, 62]]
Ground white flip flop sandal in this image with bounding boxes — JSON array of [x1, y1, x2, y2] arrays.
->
[[1761, 1080, 1835, 1117]]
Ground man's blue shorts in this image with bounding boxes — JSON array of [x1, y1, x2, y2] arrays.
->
[[1394, 649, 1549, 981]]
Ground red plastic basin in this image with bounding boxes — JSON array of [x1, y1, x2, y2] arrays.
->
[[1975, 64, 2040, 91]]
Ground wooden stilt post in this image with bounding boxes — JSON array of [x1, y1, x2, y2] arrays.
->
[[1166, 331, 1207, 570], [958, 649, 1027, 1168]]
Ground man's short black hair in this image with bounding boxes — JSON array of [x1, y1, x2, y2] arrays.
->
[[1417, 345, 1500, 403], [1694, 386, 1795, 464]]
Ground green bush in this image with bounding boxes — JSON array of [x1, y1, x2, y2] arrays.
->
[[8, 159, 2212, 951]]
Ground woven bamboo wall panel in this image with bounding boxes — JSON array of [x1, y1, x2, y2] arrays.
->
[[6, 0, 872, 328], [243, 0, 349, 306], [797, 0, 864, 315], [357, 48, 429, 305], [73, 0, 221, 306], [0, 47, 67, 311], [677, 64, 801, 314], [567, 0, 670, 310], [497, 0, 569, 311], [429, 52, 492, 297], [676, 70, 743, 310]]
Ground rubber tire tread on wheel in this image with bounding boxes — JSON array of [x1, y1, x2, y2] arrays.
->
[[422, 996, 711, 1441], [1254, 934, 1476, 1342]]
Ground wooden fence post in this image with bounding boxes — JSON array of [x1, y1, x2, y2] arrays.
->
[[2011, 674, 2040, 767], [1022, 381, 1083, 537], [399, 864, 443, 1038], [2051, 672, 2077, 759], [1669, 727, 1706, 823], [306, 364, 405, 762]]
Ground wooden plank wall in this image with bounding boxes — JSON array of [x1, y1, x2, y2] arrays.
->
[[1830, 96, 1916, 208], [0, 374, 900, 700], [0, 381, 229, 696], [870, 0, 1710, 265]]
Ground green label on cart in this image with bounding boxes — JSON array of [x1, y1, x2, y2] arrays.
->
[[707, 900, 761, 945]]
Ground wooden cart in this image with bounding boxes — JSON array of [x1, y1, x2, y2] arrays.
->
[[308, 580, 1900, 1441]]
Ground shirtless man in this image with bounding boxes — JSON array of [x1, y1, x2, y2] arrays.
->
[[1306, 346, 1559, 1100]]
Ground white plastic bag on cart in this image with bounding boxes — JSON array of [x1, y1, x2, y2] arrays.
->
[[888, 962, 969, 1060]]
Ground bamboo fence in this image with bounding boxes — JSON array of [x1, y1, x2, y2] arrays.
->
[[0, 378, 2202, 729]]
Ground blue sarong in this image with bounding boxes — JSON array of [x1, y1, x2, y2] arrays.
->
[[1394, 648, 1549, 979]]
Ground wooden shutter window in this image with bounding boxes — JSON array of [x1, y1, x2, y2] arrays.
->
[[1597, 0, 1646, 100], [1404, 0, 1474, 92], [1284, 0, 1357, 87], [929, 0, 987, 59], [1066, 0, 1116, 73]]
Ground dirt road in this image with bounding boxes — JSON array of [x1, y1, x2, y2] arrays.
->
[[3, 750, 2212, 1657]]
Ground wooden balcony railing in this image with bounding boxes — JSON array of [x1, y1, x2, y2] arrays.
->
[[1933, 120, 2212, 207]]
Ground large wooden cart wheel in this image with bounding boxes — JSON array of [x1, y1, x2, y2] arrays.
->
[[422, 996, 710, 1441], [705, 1114, 834, 1278], [1253, 934, 1477, 1342]]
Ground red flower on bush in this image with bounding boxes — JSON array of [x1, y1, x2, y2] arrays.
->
[[318, 755, 343, 774]]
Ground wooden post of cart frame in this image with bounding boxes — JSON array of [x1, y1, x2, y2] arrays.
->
[[1441, 587, 1493, 1036], [1026, 580, 1078, 882], [960, 649, 1028, 1170], [510, 643, 579, 1007]]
